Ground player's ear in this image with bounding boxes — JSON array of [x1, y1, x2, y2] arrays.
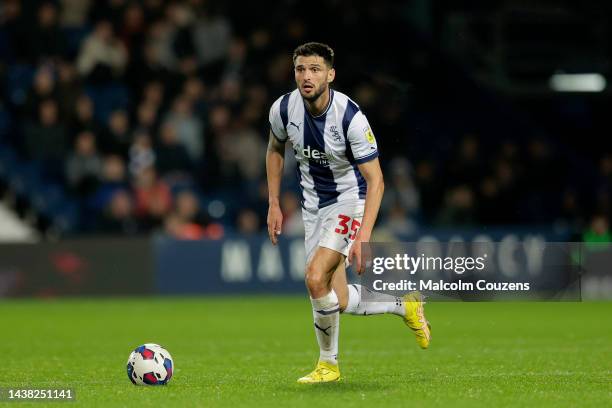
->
[[327, 68, 335, 83]]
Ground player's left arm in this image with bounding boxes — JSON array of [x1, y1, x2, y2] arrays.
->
[[348, 157, 384, 274]]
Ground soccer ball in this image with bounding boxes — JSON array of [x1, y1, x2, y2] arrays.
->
[[126, 343, 174, 385]]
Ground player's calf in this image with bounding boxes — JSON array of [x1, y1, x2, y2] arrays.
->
[[343, 284, 404, 316]]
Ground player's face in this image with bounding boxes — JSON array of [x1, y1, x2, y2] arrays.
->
[[294, 55, 335, 102]]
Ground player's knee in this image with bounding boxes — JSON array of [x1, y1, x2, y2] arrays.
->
[[304, 264, 327, 293]]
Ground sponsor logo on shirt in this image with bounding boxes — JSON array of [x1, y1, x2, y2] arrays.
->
[[365, 128, 375, 144], [302, 145, 330, 167]]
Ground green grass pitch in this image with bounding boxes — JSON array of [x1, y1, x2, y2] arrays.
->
[[1, 297, 611, 407]]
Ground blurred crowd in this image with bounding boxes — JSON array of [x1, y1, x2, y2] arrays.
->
[[0, 0, 610, 240]]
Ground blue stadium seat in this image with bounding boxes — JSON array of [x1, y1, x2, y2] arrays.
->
[[8, 161, 44, 198], [31, 183, 65, 217], [51, 200, 80, 233], [63, 26, 91, 57], [85, 84, 130, 124], [0, 105, 11, 139], [0, 145, 18, 179], [6, 64, 35, 106]]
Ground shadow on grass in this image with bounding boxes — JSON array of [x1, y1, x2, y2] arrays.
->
[[280, 379, 394, 394]]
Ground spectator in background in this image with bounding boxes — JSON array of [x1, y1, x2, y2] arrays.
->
[[59, 0, 92, 28], [77, 20, 127, 83], [27, 2, 66, 62], [24, 66, 57, 118], [414, 159, 441, 222], [2, 0, 604, 239], [164, 189, 223, 240], [266, 52, 293, 96], [141, 81, 165, 110], [128, 131, 156, 176], [219, 123, 265, 183], [132, 165, 172, 228], [583, 214, 611, 243], [208, 105, 235, 183], [121, 3, 148, 89], [56, 60, 82, 121], [71, 94, 101, 137], [381, 157, 420, 217], [477, 143, 519, 225], [89, 154, 128, 212], [144, 19, 180, 73], [382, 201, 417, 237], [182, 76, 208, 117], [523, 138, 560, 221], [134, 101, 158, 134], [163, 96, 203, 162], [555, 189, 585, 238], [163, 190, 205, 239], [119, 3, 146, 54], [478, 176, 502, 225], [492, 159, 519, 224], [218, 77, 242, 106], [236, 208, 259, 235], [65, 130, 102, 197], [164, 1, 196, 62], [155, 122, 193, 176], [23, 99, 67, 165], [135, 35, 169, 92], [2, 0, 26, 61], [241, 84, 268, 127], [97, 189, 139, 234], [192, 7, 231, 69], [164, 213, 204, 240], [447, 134, 483, 188], [435, 185, 476, 226], [175, 190, 206, 225], [101, 110, 131, 156], [224, 37, 247, 79], [88, 0, 126, 25]]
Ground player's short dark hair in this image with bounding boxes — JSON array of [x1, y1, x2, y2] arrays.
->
[[293, 42, 334, 68]]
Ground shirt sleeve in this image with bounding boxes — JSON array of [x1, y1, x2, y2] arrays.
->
[[268, 97, 288, 142], [347, 110, 379, 164]]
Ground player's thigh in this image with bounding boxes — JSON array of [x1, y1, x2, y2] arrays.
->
[[319, 200, 365, 259], [302, 207, 320, 264]]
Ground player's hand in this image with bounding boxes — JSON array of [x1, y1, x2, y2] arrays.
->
[[348, 232, 370, 275], [267, 204, 283, 245]]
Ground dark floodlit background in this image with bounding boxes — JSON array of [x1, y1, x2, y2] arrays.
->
[[0, 0, 610, 298]]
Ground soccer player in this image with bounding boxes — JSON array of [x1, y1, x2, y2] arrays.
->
[[266, 42, 431, 383]]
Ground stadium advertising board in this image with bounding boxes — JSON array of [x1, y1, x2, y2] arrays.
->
[[155, 230, 612, 300], [0, 238, 152, 297]]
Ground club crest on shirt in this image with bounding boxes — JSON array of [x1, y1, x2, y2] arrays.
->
[[330, 125, 341, 142]]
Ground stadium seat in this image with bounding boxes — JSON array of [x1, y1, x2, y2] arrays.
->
[[63, 26, 91, 57], [85, 84, 130, 124], [6, 64, 35, 106]]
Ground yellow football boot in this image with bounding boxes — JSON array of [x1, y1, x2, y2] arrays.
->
[[402, 291, 432, 349], [297, 361, 340, 384]]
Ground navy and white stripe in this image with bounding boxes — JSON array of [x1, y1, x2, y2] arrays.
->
[[269, 89, 379, 211]]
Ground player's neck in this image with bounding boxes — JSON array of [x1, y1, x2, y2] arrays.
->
[[304, 88, 331, 117]]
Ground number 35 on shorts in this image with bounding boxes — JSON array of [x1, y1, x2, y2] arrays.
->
[[334, 214, 361, 240]]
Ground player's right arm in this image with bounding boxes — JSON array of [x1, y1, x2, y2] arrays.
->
[[266, 130, 285, 245]]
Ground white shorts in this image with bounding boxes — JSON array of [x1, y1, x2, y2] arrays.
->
[[302, 200, 365, 263]]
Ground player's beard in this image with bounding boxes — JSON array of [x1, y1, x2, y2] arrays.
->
[[301, 83, 327, 102]]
